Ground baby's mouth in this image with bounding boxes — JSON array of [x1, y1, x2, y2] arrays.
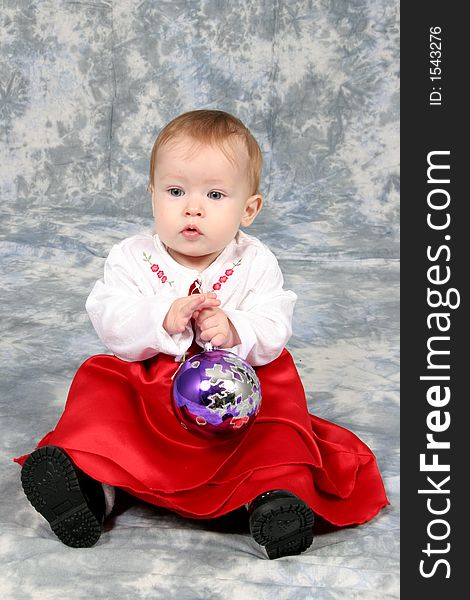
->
[[181, 225, 202, 239]]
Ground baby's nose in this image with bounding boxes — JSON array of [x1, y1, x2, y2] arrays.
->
[[185, 205, 204, 217]]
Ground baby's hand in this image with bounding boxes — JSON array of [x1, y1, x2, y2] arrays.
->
[[195, 307, 241, 348], [163, 293, 220, 336]]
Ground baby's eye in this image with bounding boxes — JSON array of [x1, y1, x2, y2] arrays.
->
[[208, 191, 225, 200], [169, 188, 184, 197]]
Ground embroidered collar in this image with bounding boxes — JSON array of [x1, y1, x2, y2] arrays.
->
[[142, 252, 174, 287], [147, 234, 242, 292], [151, 233, 237, 276], [208, 259, 242, 292]]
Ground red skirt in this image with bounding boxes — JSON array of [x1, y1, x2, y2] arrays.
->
[[15, 349, 389, 526]]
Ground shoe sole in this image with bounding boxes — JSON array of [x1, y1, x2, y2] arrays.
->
[[250, 497, 314, 559], [21, 446, 101, 548]]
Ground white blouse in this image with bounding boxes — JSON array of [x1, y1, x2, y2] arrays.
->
[[86, 230, 297, 366]]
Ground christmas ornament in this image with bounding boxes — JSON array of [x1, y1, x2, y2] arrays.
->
[[172, 347, 262, 438]]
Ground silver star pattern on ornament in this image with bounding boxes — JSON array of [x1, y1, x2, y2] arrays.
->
[[204, 358, 259, 418]]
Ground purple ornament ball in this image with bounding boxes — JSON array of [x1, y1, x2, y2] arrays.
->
[[171, 349, 262, 438]]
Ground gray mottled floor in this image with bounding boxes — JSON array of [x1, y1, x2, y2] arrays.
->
[[1, 1, 399, 598], [1, 209, 399, 599]]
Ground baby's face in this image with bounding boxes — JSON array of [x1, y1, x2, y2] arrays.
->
[[152, 135, 262, 271]]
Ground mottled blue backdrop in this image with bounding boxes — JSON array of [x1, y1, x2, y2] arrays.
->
[[1, 1, 399, 598]]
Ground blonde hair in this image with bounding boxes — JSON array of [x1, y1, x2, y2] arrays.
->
[[148, 109, 262, 194]]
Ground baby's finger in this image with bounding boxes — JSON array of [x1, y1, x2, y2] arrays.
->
[[199, 324, 221, 341], [198, 314, 220, 331], [193, 303, 218, 322], [200, 328, 226, 347], [197, 297, 221, 311], [211, 332, 227, 347], [194, 307, 213, 322], [199, 292, 219, 304], [181, 295, 204, 317]]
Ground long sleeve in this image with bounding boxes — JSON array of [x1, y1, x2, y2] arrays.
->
[[213, 248, 297, 366], [86, 243, 193, 361]]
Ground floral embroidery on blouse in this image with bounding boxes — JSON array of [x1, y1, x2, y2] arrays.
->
[[143, 252, 174, 287], [143, 252, 241, 291], [210, 259, 242, 292]]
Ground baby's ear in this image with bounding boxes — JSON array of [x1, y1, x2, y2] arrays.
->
[[241, 194, 263, 226]]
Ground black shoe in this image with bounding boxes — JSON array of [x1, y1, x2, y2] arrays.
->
[[248, 490, 314, 559], [21, 446, 105, 548]]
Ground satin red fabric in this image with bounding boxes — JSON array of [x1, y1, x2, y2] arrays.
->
[[15, 348, 389, 526]]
